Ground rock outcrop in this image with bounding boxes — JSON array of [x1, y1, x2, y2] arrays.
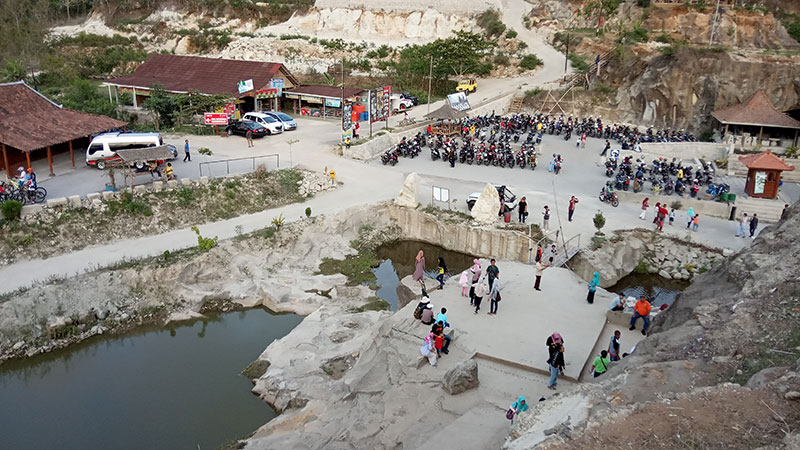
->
[[394, 172, 420, 208], [441, 359, 479, 394], [471, 184, 501, 225]]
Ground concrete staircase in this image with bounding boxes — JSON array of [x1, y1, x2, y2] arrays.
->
[[728, 155, 800, 183], [508, 96, 524, 114], [733, 196, 785, 222]]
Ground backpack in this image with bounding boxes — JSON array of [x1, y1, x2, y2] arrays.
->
[[505, 408, 515, 420], [413, 305, 423, 320]]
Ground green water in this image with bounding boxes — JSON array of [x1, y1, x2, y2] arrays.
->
[[0, 308, 302, 450]]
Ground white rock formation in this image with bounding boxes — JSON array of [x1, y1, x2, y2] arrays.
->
[[471, 184, 500, 225], [394, 172, 420, 208]]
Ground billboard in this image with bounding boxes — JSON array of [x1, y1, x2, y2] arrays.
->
[[203, 113, 228, 125], [342, 101, 353, 131], [447, 92, 471, 111], [369, 86, 391, 123], [237, 79, 254, 94], [270, 78, 284, 96]]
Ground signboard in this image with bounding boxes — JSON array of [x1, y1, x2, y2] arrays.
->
[[432, 186, 450, 202], [325, 98, 341, 108], [447, 92, 471, 111], [270, 78, 284, 96], [342, 128, 353, 141], [224, 102, 235, 116], [255, 88, 279, 99], [237, 79, 254, 94], [369, 86, 391, 123], [754, 171, 767, 194], [302, 96, 322, 104], [204, 112, 229, 125], [342, 101, 353, 131], [382, 86, 391, 121]]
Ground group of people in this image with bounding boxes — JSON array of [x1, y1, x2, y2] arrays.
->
[[515, 196, 579, 231], [735, 212, 759, 239]]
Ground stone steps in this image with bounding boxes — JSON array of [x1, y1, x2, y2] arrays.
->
[[411, 403, 510, 450], [733, 197, 784, 222]]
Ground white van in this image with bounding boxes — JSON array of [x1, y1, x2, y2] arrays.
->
[[85, 132, 176, 170], [241, 112, 284, 135]]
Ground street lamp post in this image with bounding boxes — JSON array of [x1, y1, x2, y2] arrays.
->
[[287, 139, 299, 168]]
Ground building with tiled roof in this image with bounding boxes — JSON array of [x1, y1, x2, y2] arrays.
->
[[713, 91, 800, 149]]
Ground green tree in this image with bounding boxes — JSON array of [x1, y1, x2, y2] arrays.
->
[[583, 0, 621, 33], [61, 78, 117, 117], [0, 59, 26, 82], [142, 84, 177, 130]]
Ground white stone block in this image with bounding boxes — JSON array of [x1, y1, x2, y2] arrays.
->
[[67, 195, 81, 207], [46, 197, 68, 208]]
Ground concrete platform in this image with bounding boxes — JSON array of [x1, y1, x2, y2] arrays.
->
[[402, 258, 616, 380]]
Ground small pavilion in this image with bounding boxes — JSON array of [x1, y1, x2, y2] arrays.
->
[[738, 150, 795, 199], [712, 91, 800, 149], [424, 103, 466, 136]]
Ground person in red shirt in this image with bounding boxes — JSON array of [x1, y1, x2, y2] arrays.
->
[[629, 296, 652, 335], [657, 205, 669, 231], [568, 196, 579, 222]]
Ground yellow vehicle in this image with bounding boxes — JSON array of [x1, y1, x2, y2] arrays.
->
[[456, 78, 477, 93]]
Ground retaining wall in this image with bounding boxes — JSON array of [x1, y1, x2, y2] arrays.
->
[[386, 205, 531, 262], [614, 190, 733, 221], [637, 142, 728, 161]]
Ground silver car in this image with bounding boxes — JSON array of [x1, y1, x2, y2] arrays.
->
[[264, 111, 297, 131]]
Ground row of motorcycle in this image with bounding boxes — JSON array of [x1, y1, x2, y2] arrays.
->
[[602, 156, 730, 199]]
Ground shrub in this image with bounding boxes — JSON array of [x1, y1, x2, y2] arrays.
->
[[271, 213, 285, 229], [191, 226, 218, 251], [494, 53, 511, 66], [477, 9, 506, 37], [670, 200, 683, 210], [593, 211, 606, 234], [785, 146, 798, 158], [568, 53, 589, 73], [505, 29, 518, 39], [634, 259, 649, 274], [699, 130, 714, 142], [1, 200, 23, 221], [519, 54, 543, 70], [305, 207, 312, 217], [637, 0, 650, 6]]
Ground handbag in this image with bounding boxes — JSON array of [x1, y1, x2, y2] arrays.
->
[[496, 292, 502, 302], [505, 408, 515, 420]]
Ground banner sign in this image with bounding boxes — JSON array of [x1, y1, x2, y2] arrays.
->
[[270, 78, 284, 96], [325, 98, 341, 108], [255, 88, 279, 99], [342, 101, 353, 131], [224, 102, 235, 116], [204, 112, 229, 125], [447, 92, 471, 111], [237, 79, 254, 94], [369, 86, 391, 123], [382, 86, 391, 121]]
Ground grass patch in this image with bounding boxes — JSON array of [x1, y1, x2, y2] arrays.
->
[[634, 259, 649, 274], [568, 53, 589, 73], [349, 297, 390, 313], [590, 235, 606, 250], [519, 54, 544, 70], [421, 205, 472, 225], [318, 251, 378, 285], [732, 326, 800, 385], [241, 359, 271, 379]]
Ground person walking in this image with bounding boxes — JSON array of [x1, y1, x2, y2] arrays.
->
[[413, 250, 426, 290], [781, 204, 789, 221], [473, 278, 487, 314], [468, 259, 482, 305], [542, 206, 551, 230], [600, 139, 610, 156], [507, 396, 529, 424], [436, 257, 447, 289], [749, 213, 759, 238], [518, 196, 528, 223], [639, 197, 649, 220], [608, 330, 622, 361], [668, 208, 675, 226], [246, 129, 254, 147], [581, 133, 587, 148], [586, 271, 599, 304], [534, 243, 543, 263], [652, 202, 661, 225], [546, 332, 563, 362], [547, 344, 565, 390], [488, 273, 502, 315], [590, 350, 610, 378], [736, 213, 749, 237], [629, 296, 652, 335], [486, 259, 499, 291], [686, 207, 695, 228], [692, 214, 700, 231], [568, 196, 578, 222], [534, 257, 552, 291], [183, 139, 191, 162]]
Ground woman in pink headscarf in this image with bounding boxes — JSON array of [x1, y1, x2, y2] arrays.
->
[[413, 250, 425, 289], [468, 259, 482, 305]]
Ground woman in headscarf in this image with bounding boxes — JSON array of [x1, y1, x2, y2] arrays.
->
[[507, 396, 529, 423], [639, 197, 649, 220], [468, 259, 481, 305], [586, 272, 599, 304], [420, 331, 437, 366], [686, 207, 695, 228], [546, 332, 563, 361], [413, 250, 425, 289]]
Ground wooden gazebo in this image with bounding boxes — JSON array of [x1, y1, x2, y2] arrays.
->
[[116, 145, 175, 187], [712, 91, 800, 149], [424, 103, 467, 136], [739, 150, 795, 199]]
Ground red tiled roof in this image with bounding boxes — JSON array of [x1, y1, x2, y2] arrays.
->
[[738, 150, 795, 171], [712, 91, 800, 129], [284, 85, 365, 99], [0, 81, 126, 152], [106, 54, 297, 97]]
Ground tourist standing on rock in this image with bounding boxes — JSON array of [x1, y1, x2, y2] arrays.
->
[[488, 273, 502, 315], [486, 259, 499, 290], [507, 396, 529, 424], [473, 279, 487, 314], [686, 207, 695, 229], [568, 196, 578, 222], [590, 350, 610, 378], [534, 257, 552, 291], [436, 257, 448, 289], [586, 272, 599, 304], [736, 213, 749, 237], [542, 206, 551, 230], [413, 250, 426, 290], [608, 330, 622, 361], [750, 213, 759, 238], [609, 293, 625, 311], [518, 196, 528, 223], [629, 296, 652, 335], [547, 344, 565, 390], [639, 197, 649, 220]]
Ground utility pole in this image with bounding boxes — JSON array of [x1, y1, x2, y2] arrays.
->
[[564, 32, 570, 74], [709, 0, 722, 48], [427, 54, 433, 114]]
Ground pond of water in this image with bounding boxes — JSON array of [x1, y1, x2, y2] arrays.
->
[[0, 308, 302, 450], [373, 240, 475, 310], [608, 273, 690, 309]]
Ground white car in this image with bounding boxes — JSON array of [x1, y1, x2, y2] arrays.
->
[[241, 112, 283, 135], [391, 95, 414, 113], [263, 111, 297, 131]]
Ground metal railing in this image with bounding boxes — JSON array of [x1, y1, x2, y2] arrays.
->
[[198, 154, 280, 178]]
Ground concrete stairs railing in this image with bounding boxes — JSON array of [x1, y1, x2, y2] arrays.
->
[[508, 96, 524, 114], [733, 196, 785, 222], [560, 50, 612, 90]]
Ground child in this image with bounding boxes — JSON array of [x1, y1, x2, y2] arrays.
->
[[692, 214, 700, 231], [436, 257, 447, 289], [434, 329, 444, 357], [668, 208, 675, 226], [458, 270, 469, 297]]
